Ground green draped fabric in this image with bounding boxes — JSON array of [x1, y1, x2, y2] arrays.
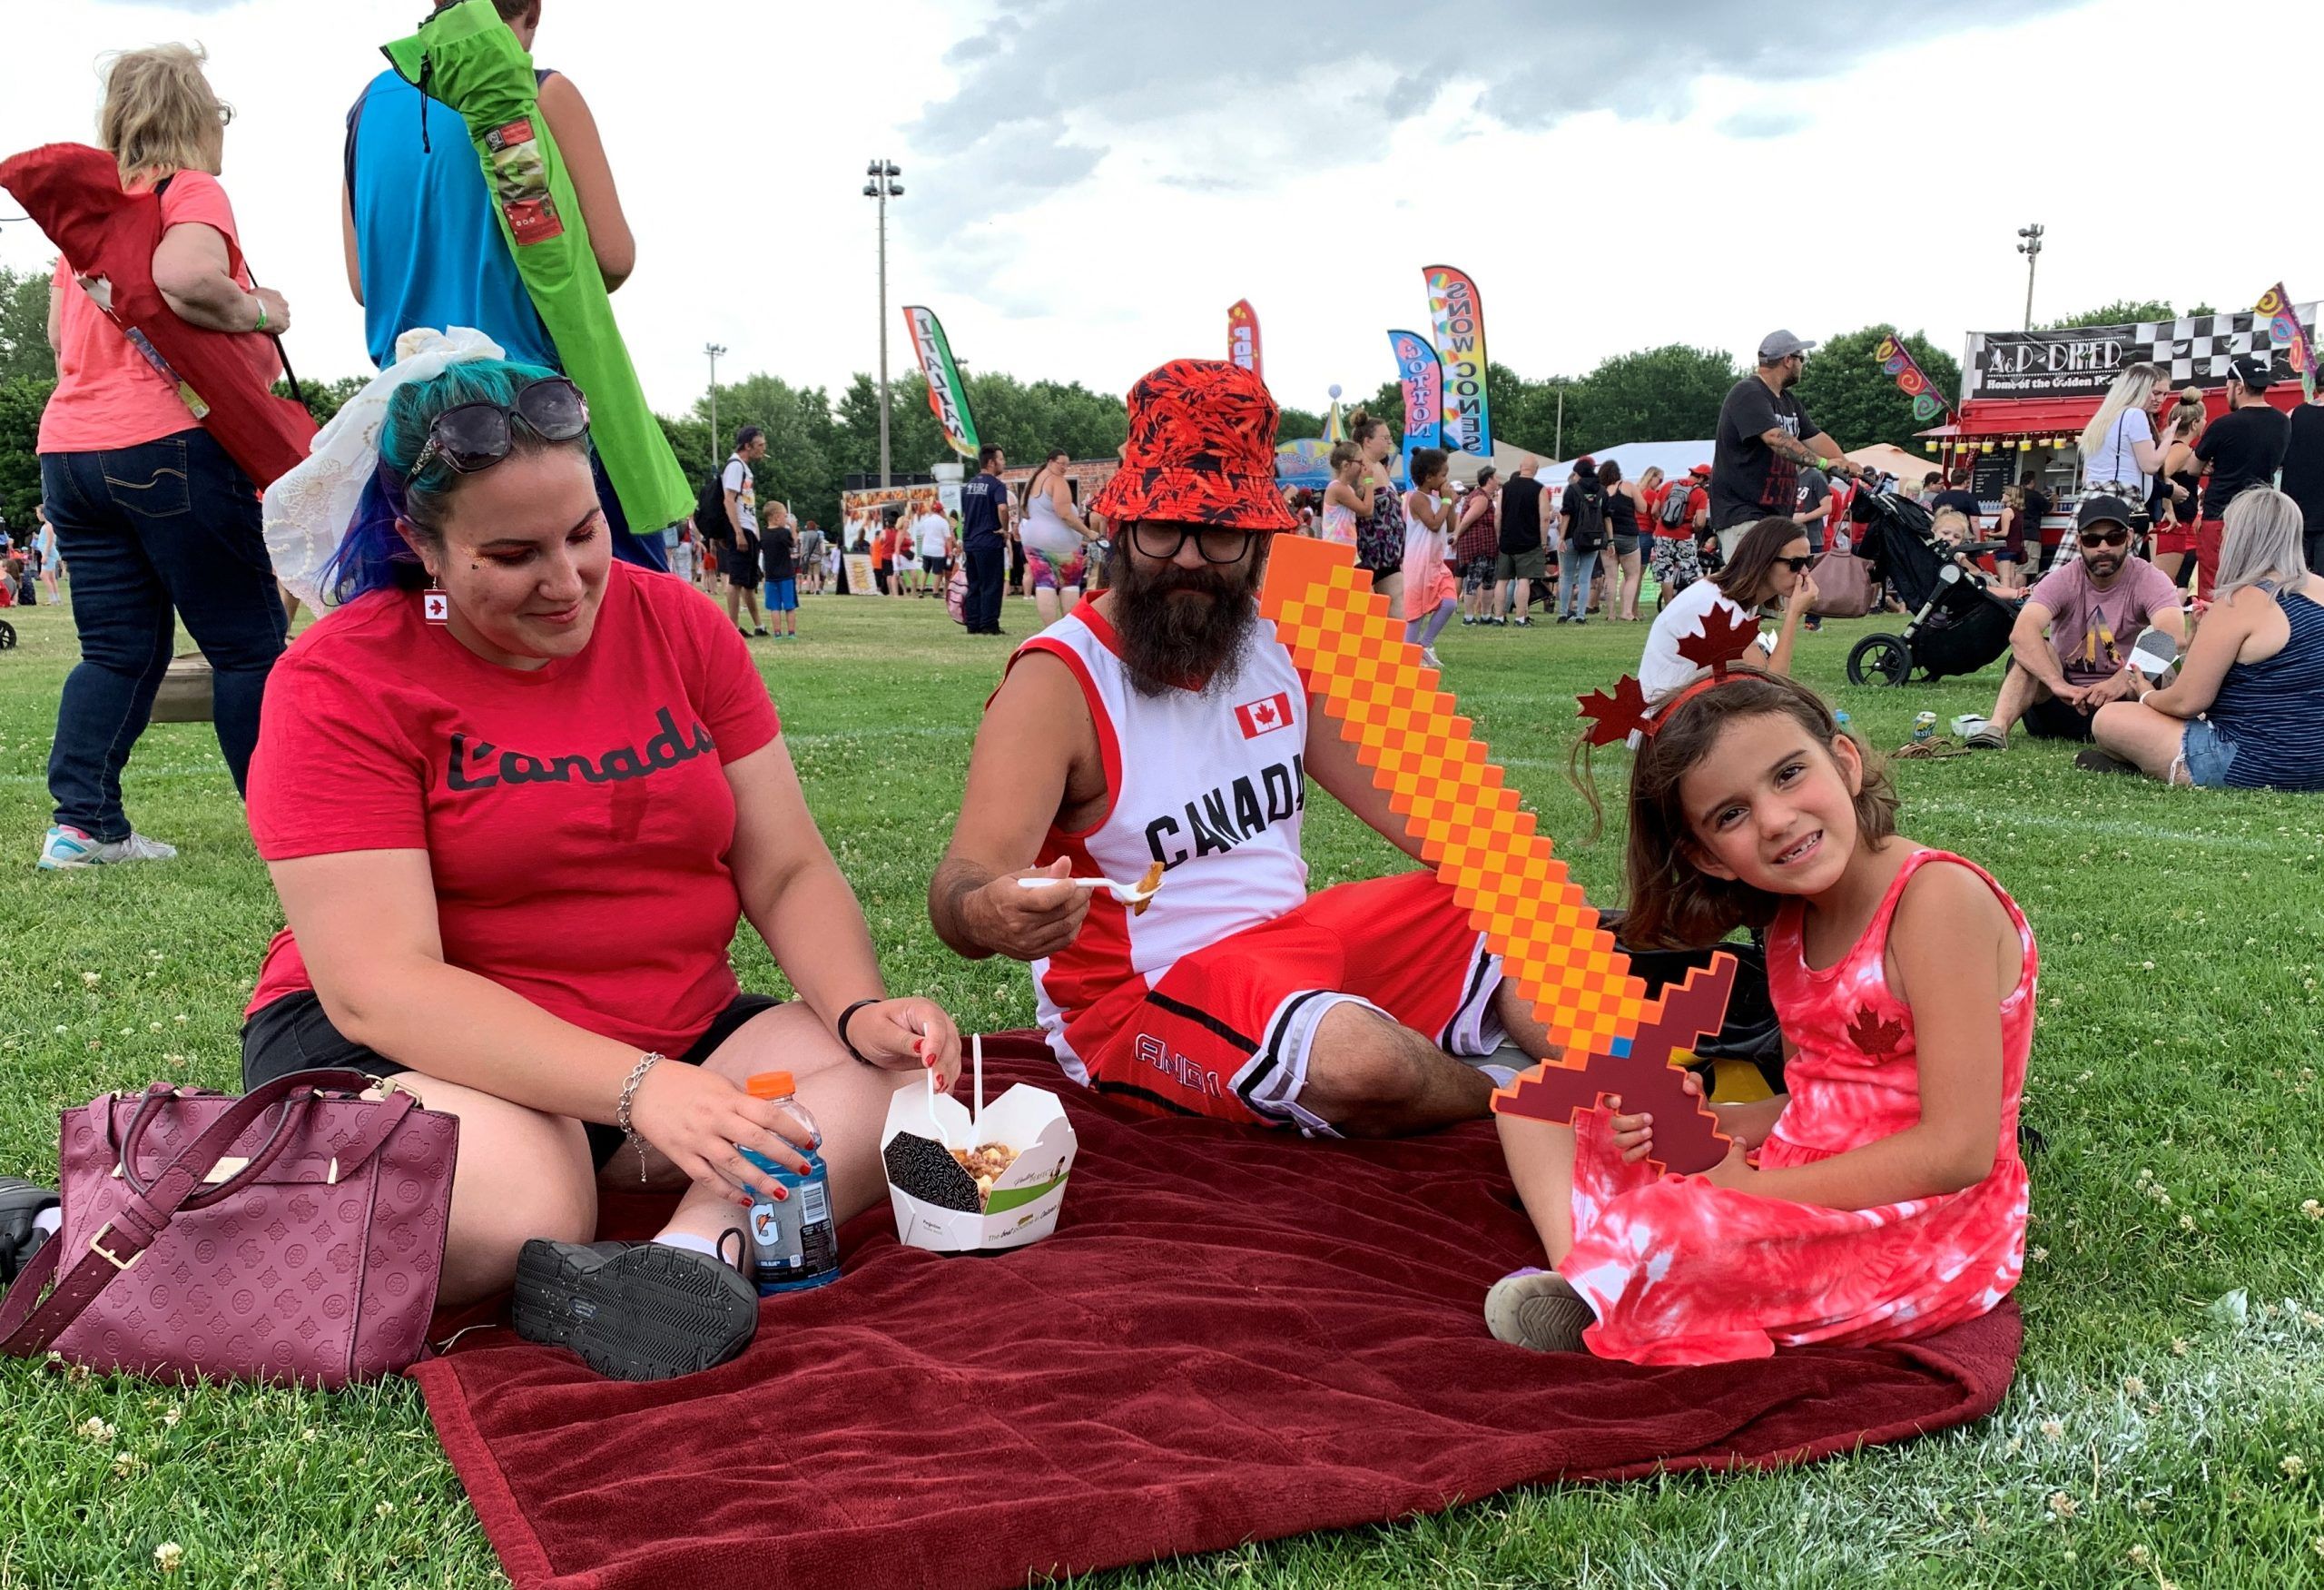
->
[[381, 0, 691, 532]]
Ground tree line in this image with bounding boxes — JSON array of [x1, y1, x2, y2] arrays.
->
[[0, 261, 2229, 534]]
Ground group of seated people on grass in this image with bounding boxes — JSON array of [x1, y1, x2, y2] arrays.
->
[[37, 351, 2324, 1388]]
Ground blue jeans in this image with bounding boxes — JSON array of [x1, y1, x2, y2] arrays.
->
[[42, 430, 289, 840], [2179, 718, 2239, 788], [963, 540, 1006, 632], [1558, 545, 1596, 617]]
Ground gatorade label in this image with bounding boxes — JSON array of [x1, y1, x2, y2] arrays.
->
[[484, 117, 564, 245], [749, 1171, 840, 1288]]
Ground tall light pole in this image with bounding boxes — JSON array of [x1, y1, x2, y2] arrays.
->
[[2015, 223, 2044, 332], [704, 342, 727, 458], [862, 158, 904, 486]]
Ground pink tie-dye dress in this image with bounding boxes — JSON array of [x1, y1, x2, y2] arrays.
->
[[1555, 848, 2034, 1366]]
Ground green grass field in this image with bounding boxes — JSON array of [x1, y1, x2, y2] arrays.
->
[[1, 588, 2319, 1588]]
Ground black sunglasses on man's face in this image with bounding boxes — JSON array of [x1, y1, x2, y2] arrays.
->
[[2078, 528, 2129, 548]]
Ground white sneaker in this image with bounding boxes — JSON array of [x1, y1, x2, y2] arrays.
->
[[37, 825, 178, 870], [1421, 646, 1444, 670]]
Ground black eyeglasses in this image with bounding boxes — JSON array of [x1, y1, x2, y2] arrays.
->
[[2078, 528, 2129, 548], [1128, 523, 1258, 565], [411, 378, 591, 479], [1772, 555, 1815, 573]]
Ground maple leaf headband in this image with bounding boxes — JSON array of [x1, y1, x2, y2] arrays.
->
[[1577, 603, 1766, 746]]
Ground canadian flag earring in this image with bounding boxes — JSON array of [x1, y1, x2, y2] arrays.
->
[[422, 575, 449, 625]]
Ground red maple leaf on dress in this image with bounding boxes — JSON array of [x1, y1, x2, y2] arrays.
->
[[1675, 603, 1764, 673], [1845, 1006, 1907, 1057], [1577, 675, 1654, 746]]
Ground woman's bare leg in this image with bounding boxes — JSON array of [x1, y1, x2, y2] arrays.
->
[[2091, 701, 2192, 783], [1498, 1112, 1580, 1264]]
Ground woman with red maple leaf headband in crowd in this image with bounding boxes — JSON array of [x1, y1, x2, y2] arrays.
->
[[1483, 653, 2036, 1364], [1634, 515, 1821, 701]]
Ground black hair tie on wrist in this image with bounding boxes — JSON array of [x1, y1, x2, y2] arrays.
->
[[835, 998, 882, 1065]]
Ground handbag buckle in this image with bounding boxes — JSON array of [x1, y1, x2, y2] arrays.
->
[[88, 1222, 141, 1271]]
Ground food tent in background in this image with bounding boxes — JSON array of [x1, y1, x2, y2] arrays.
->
[[1922, 302, 2319, 561]]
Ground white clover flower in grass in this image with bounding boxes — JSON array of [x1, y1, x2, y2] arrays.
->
[[2129, 1545, 2151, 1565], [2302, 1199, 2321, 1221], [153, 1542, 182, 1575], [78, 1417, 115, 1444], [2046, 1490, 2077, 1518], [82, 972, 99, 986], [375, 1501, 395, 1519], [2040, 1417, 2064, 1441], [2284, 1455, 2308, 1478], [2122, 1375, 2146, 1397]]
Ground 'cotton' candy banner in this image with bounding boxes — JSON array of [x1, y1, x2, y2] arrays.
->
[[902, 305, 980, 459], [1389, 330, 1440, 475], [2255, 282, 2317, 401], [1874, 332, 1954, 423], [1423, 266, 1492, 458], [1228, 300, 1264, 384]]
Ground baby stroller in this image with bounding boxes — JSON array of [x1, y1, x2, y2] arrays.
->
[[1842, 488, 2017, 686]]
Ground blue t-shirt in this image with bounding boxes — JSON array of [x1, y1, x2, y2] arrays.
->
[[960, 472, 1009, 548], [346, 68, 559, 371]]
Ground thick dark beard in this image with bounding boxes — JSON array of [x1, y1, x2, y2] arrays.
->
[[1107, 534, 1267, 697]]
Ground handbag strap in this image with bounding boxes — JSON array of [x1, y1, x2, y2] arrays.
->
[[0, 1071, 413, 1357]]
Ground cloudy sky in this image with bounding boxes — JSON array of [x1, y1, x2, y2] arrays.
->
[[5, 0, 2319, 439]]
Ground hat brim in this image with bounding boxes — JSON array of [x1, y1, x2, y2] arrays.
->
[[1088, 466, 1298, 532]]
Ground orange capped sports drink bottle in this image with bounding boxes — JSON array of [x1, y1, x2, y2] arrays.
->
[[739, 1072, 840, 1295]]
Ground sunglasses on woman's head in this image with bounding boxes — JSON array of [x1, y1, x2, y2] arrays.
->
[[411, 377, 591, 478], [2078, 528, 2129, 548]]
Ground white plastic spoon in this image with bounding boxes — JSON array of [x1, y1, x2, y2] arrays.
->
[[1014, 872, 1162, 907]]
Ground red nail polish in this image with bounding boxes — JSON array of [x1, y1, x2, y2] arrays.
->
[[773, 1185, 789, 1201]]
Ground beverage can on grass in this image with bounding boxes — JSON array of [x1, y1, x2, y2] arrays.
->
[[1913, 711, 1937, 741]]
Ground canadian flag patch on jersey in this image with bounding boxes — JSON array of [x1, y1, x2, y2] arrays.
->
[[1234, 691, 1295, 739]]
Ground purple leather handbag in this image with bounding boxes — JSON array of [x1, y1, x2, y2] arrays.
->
[[0, 1070, 458, 1387]]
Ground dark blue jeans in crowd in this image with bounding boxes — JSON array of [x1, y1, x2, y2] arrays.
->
[[963, 539, 1007, 633], [41, 429, 289, 842]]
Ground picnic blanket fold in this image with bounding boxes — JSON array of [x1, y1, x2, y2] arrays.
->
[[411, 1035, 2020, 1590]]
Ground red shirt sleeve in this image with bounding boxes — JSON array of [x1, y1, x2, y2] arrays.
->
[[246, 649, 430, 860], [675, 585, 781, 763]]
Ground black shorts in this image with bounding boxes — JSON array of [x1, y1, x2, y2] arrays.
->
[[241, 991, 783, 1170], [2022, 694, 2095, 743], [727, 548, 763, 589]]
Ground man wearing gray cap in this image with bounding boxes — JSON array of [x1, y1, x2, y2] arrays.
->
[[1710, 331, 1868, 563]]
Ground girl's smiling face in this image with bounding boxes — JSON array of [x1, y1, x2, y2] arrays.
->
[[1679, 711, 1866, 897]]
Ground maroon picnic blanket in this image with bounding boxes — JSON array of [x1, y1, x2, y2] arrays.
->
[[411, 1036, 2020, 1590]]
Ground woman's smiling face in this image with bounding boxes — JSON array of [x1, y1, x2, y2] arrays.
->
[[411, 449, 609, 668]]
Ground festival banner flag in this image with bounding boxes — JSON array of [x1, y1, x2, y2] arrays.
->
[[901, 305, 980, 459], [1227, 300, 1264, 384], [2255, 282, 2317, 401], [1389, 329, 1441, 474], [1423, 266, 1491, 458], [1873, 332, 1955, 423]]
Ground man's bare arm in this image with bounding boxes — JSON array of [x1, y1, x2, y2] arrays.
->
[[928, 653, 1091, 961]]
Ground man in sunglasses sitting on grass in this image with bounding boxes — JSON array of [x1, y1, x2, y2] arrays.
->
[[930, 360, 1561, 1141], [1965, 495, 2186, 753]]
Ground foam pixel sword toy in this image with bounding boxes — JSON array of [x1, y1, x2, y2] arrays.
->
[[1255, 534, 1738, 1174]]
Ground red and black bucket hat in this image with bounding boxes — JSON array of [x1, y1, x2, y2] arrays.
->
[[1088, 359, 1298, 532]]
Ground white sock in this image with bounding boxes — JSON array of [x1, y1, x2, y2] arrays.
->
[[32, 1207, 62, 1239], [652, 1230, 724, 1262]]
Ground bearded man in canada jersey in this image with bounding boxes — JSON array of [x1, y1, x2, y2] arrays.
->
[[931, 360, 1559, 1136]]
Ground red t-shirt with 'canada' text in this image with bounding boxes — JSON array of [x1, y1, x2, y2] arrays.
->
[[244, 562, 781, 1056]]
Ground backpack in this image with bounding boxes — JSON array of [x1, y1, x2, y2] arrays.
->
[[696, 466, 733, 543], [1567, 481, 1607, 552], [1659, 482, 1696, 529]]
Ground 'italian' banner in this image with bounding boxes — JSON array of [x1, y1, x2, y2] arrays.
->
[[1423, 265, 1491, 458], [1874, 332, 1954, 422], [1389, 329, 1440, 474], [2255, 282, 2317, 401], [902, 306, 980, 459], [1227, 300, 1263, 383]]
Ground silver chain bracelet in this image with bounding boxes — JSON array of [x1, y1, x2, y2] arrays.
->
[[615, 1052, 666, 1184]]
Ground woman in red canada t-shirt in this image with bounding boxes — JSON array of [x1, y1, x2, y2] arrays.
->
[[242, 360, 962, 1380]]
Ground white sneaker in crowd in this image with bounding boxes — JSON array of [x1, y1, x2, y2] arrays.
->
[[1421, 646, 1444, 670], [36, 825, 179, 870]]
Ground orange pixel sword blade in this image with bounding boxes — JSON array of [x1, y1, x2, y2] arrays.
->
[[1256, 534, 1733, 1173]]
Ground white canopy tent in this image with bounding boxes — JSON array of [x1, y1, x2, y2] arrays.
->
[[1445, 439, 1714, 487]]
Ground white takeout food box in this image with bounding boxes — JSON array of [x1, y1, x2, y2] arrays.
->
[[881, 1082, 1078, 1253]]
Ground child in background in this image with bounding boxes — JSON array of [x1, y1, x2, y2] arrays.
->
[[1400, 447, 1459, 666], [1319, 442, 1364, 550], [1486, 668, 2034, 1365]]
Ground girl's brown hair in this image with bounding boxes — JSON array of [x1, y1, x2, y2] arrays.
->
[[1610, 671, 1899, 949], [1346, 407, 1386, 447], [99, 44, 228, 185], [1327, 440, 1361, 473]]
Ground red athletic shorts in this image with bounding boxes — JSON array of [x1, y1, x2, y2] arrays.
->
[[2152, 524, 2197, 556], [1058, 871, 1502, 1131], [2194, 518, 2225, 598]]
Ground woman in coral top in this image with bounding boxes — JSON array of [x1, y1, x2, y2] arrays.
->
[[35, 44, 292, 871], [240, 359, 961, 1380]]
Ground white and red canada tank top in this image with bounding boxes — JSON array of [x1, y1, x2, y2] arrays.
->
[[1007, 602, 1312, 1075]]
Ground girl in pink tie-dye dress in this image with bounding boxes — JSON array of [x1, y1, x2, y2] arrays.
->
[[1487, 671, 2034, 1366]]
